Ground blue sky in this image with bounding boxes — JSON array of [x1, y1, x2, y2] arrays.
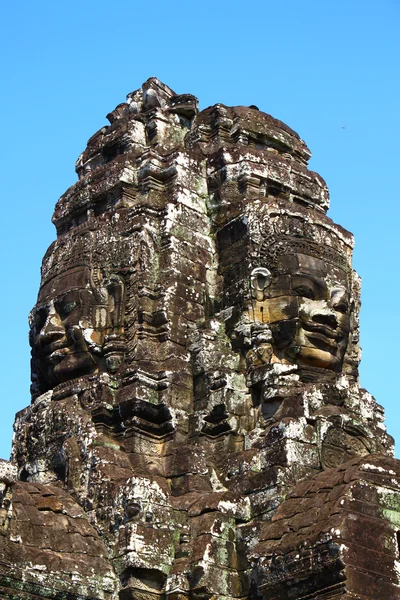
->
[[1, 0, 399, 459]]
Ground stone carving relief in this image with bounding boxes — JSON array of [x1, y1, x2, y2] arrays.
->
[[1, 79, 397, 600], [321, 424, 372, 469], [248, 247, 351, 372], [30, 265, 126, 393], [217, 205, 355, 388]]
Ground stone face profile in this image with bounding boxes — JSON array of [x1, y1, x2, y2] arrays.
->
[[31, 260, 126, 389], [230, 204, 354, 376], [1, 78, 399, 599]]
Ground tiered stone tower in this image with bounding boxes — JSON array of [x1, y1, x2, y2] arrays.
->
[[1, 78, 399, 599]]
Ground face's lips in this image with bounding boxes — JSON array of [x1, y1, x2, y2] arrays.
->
[[46, 349, 70, 364], [300, 320, 348, 356], [301, 321, 341, 340], [304, 332, 338, 353], [40, 339, 69, 359]]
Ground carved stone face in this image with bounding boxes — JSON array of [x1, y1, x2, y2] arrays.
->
[[250, 253, 351, 371], [30, 268, 105, 387]]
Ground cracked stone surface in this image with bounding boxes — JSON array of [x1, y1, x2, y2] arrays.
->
[[1, 78, 399, 599]]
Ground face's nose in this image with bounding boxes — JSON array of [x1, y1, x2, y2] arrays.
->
[[312, 312, 338, 329], [38, 302, 65, 344]]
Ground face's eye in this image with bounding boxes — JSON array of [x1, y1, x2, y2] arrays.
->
[[57, 300, 79, 320], [293, 285, 315, 300], [291, 274, 327, 301], [333, 300, 349, 314], [331, 287, 349, 314]]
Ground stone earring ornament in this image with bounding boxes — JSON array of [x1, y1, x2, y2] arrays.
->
[[250, 267, 272, 300]]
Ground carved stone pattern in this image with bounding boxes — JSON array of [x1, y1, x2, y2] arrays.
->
[[0, 78, 397, 600]]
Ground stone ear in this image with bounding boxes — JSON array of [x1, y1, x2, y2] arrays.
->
[[103, 274, 126, 331], [102, 274, 126, 373], [250, 267, 272, 300], [91, 272, 126, 332]]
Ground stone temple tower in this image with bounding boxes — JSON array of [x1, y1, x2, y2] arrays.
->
[[1, 78, 399, 599]]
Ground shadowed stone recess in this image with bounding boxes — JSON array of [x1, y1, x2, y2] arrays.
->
[[1, 78, 398, 599]]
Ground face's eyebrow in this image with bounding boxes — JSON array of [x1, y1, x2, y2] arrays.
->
[[331, 286, 349, 300], [37, 288, 83, 305]]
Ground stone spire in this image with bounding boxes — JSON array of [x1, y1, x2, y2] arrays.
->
[[0, 78, 398, 599]]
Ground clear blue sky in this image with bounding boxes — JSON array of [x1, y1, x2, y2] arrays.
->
[[1, 0, 399, 459]]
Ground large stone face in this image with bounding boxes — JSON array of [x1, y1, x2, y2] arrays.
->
[[1, 78, 399, 599]]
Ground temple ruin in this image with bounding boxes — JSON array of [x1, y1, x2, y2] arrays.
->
[[0, 78, 399, 599]]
